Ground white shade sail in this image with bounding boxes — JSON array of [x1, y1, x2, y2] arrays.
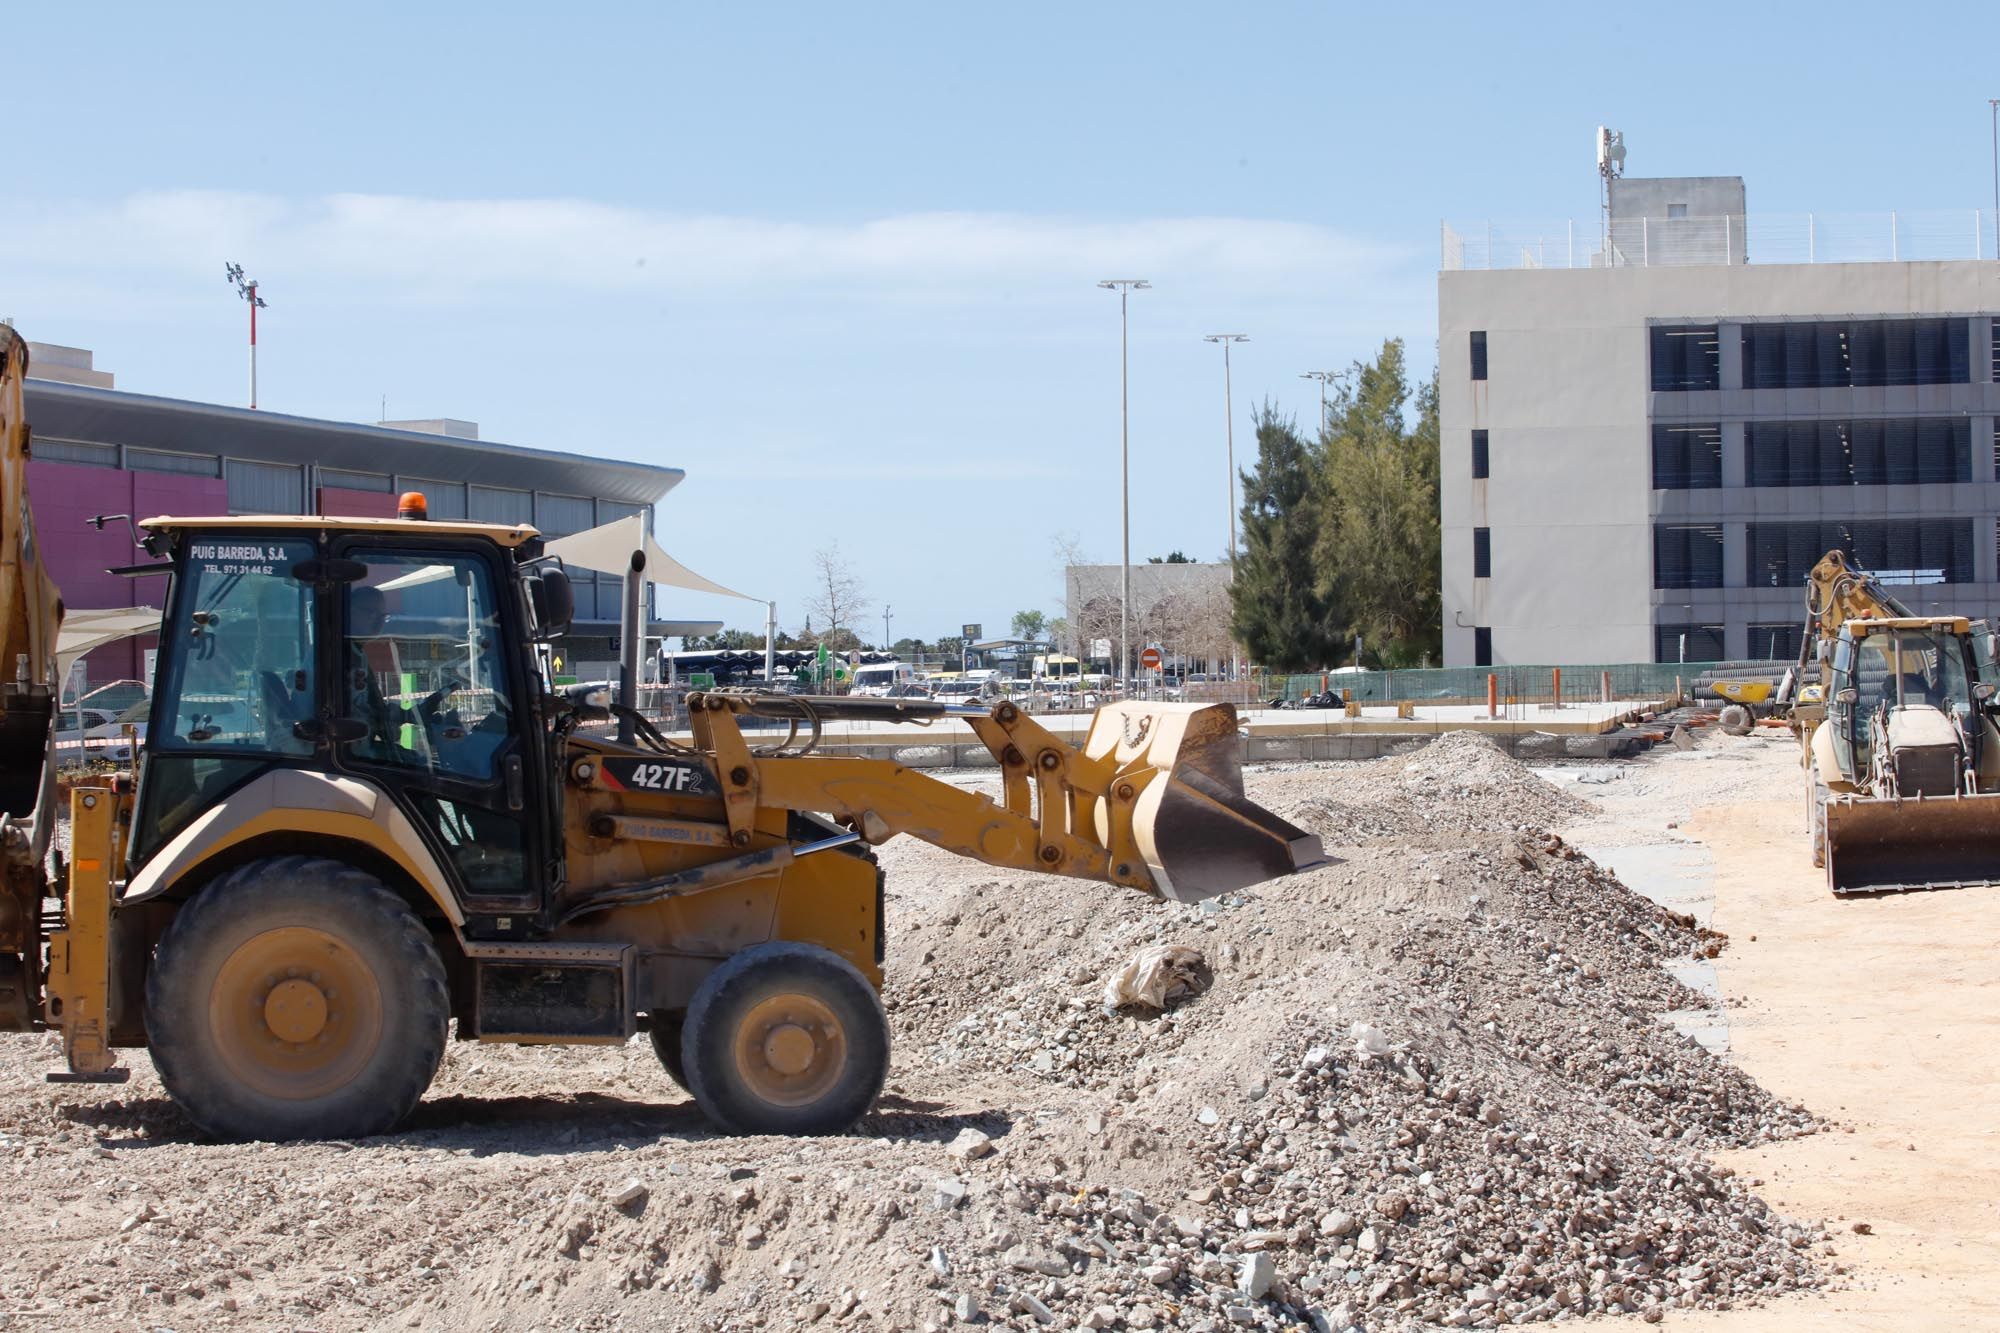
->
[[56, 607, 162, 680], [544, 515, 759, 603]]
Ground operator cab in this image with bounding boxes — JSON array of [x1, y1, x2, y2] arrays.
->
[[1826, 616, 1988, 783], [131, 514, 574, 920]]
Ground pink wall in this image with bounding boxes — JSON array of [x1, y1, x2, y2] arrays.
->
[[27, 461, 228, 685], [316, 486, 398, 519]]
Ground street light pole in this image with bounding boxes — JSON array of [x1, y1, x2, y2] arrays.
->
[[225, 263, 268, 409], [1205, 333, 1248, 686], [1299, 370, 1336, 436], [1989, 99, 1999, 258], [1099, 279, 1150, 694], [882, 605, 892, 653]]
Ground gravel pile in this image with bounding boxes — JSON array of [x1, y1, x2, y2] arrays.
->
[[0, 733, 1823, 1331]]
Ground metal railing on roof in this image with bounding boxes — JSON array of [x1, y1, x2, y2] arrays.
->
[[1441, 211, 2000, 271]]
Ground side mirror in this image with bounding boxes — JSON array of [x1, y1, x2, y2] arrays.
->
[[527, 565, 574, 639], [1835, 687, 1858, 707], [1975, 682, 1996, 704]]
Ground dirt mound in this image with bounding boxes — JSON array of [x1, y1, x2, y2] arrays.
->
[[0, 739, 1821, 1332], [1263, 731, 1589, 844]]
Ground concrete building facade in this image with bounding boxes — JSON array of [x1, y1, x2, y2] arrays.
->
[[1440, 182, 2000, 666]]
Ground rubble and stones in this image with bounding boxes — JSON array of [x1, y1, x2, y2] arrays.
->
[[0, 732, 1821, 1330]]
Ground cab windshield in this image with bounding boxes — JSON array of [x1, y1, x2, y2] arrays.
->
[[1848, 628, 1972, 714]]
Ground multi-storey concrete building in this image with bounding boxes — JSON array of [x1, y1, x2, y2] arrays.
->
[[1439, 180, 2000, 666]]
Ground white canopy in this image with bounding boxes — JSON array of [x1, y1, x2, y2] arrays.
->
[[57, 607, 162, 681], [544, 515, 759, 603]]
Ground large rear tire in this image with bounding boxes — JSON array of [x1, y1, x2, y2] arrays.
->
[[681, 942, 887, 1135], [145, 855, 449, 1141]]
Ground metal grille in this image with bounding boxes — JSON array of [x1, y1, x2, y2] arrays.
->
[[1650, 326, 1721, 391], [32, 438, 118, 468], [1748, 623, 1804, 661], [1747, 418, 1969, 487], [1651, 423, 1722, 488], [469, 485, 532, 524], [1654, 624, 1725, 664], [1748, 519, 1974, 588], [129, 447, 220, 477], [1741, 319, 1970, 389], [1653, 524, 1725, 589], [225, 459, 304, 515]]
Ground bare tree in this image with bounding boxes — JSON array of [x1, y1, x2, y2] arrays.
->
[[803, 543, 866, 643]]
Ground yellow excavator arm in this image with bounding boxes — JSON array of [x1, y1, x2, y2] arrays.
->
[[0, 329, 64, 892], [1805, 548, 1914, 643]]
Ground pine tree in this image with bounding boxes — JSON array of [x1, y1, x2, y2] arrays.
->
[[1315, 340, 1442, 666], [1231, 404, 1344, 671]]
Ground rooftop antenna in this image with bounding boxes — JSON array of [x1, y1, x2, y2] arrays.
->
[[1595, 126, 1627, 260], [225, 262, 268, 409]]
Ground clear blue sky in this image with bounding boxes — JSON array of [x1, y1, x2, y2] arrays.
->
[[6, 2, 1998, 642]]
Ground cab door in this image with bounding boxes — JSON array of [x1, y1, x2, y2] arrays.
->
[[332, 540, 545, 919]]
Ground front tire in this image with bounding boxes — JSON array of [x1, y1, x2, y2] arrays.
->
[[145, 855, 449, 1141], [1718, 703, 1753, 736], [681, 942, 888, 1135]]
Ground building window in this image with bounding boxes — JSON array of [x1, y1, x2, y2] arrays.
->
[[1469, 331, 1487, 381], [468, 485, 532, 525], [1651, 423, 1722, 489], [1473, 627, 1492, 666], [128, 448, 220, 477], [535, 493, 596, 537], [320, 468, 393, 493], [1748, 623, 1803, 661], [397, 478, 466, 520], [1667, 203, 1688, 219], [1650, 325, 1721, 391], [224, 459, 304, 515], [1471, 430, 1489, 479], [1749, 519, 1974, 587], [1746, 418, 1969, 487], [1741, 318, 1970, 389], [1653, 524, 1725, 589], [1654, 624, 1724, 663], [32, 438, 119, 467], [1472, 527, 1491, 578]]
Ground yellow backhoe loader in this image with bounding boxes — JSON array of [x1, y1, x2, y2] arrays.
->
[[0, 328, 1321, 1139], [1798, 549, 2000, 895]]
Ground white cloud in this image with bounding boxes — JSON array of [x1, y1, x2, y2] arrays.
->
[[5, 190, 1416, 303]]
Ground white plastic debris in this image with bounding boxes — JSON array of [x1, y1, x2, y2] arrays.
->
[[1351, 1021, 1407, 1060], [1102, 944, 1209, 1011]]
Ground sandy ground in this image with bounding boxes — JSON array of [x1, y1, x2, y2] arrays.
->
[[1568, 730, 2000, 1331]]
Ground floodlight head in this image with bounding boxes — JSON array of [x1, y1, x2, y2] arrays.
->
[[225, 262, 244, 282]]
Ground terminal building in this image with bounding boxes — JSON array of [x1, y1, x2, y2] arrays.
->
[[1439, 175, 2000, 666], [22, 342, 685, 684]]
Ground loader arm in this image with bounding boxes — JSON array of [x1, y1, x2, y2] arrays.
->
[[685, 691, 1322, 904]]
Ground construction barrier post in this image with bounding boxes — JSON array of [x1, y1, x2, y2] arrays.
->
[[1551, 667, 1562, 709], [1487, 673, 1498, 719], [1600, 670, 1611, 704]]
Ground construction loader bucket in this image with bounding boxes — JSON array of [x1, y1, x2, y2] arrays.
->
[[1824, 790, 2000, 895], [1082, 701, 1324, 904]]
